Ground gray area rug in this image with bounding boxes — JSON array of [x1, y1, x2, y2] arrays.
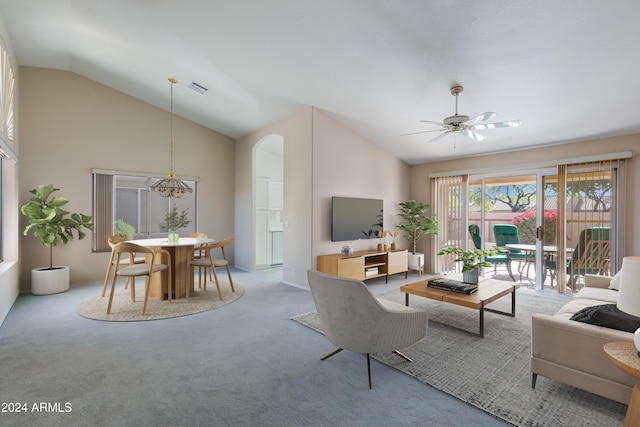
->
[[292, 289, 626, 427], [77, 281, 243, 321]]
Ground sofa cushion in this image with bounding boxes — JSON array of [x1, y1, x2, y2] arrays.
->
[[573, 286, 618, 304], [570, 303, 640, 333], [609, 270, 623, 290]]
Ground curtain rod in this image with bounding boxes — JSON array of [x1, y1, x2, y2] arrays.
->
[[427, 151, 632, 178]]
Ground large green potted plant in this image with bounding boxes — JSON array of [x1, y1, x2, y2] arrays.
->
[[162, 205, 191, 242], [396, 199, 438, 271], [437, 246, 497, 284], [21, 185, 94, 295]]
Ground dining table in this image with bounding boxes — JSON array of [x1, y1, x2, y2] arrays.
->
[[129, 237, 214, 300], [505, 243, 573, 281]]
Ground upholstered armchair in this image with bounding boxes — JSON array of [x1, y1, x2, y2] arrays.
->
[[307, 269, 428, 388]]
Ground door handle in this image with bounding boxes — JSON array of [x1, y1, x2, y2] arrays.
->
[[536, 226, 543, 241]]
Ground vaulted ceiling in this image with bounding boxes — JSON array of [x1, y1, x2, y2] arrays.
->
[[2, 0, 639, 164]]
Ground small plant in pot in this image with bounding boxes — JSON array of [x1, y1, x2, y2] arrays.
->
[[162, 205, 191, 242], [436, 246, 497, 284], [21, 185, 94, 295], [396, 200, 438, 270]]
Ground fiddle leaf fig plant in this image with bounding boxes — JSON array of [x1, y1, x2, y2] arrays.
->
[[21, 185, 94, 270], [396, 199, 438, 254]]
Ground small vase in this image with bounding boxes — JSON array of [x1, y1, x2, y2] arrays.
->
[[462, 268, 480, 285], [390, 243, 398, 251], [168, 230, 180, 243], [377, 243, 385, 252]]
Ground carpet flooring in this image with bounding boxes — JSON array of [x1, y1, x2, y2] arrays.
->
[[292, 288, 627, 427], [77, 281, 243, 321]]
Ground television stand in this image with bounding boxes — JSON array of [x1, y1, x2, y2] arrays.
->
[[317, 249, 408, 283]]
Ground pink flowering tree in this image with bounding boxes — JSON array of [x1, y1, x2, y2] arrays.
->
[[511, 209, 557, 245]]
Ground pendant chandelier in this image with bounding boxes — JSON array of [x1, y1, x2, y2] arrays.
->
[[151, 77, 193, 198]]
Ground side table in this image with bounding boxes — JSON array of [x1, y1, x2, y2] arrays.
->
[[604, 341, 640, 426]]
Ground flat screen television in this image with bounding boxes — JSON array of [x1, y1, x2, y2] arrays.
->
[[331, 196, 383, 242]]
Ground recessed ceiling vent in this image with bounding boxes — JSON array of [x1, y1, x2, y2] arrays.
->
[[188, 81, 208, 94]]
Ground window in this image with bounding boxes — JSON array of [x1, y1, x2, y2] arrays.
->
[[93, 171, 198, 252], [0, 36, 16, 263]]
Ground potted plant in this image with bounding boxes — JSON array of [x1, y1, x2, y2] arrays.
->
[[21, 185, 94, 295], [436, 246, 497, 284], [396, 200, 438, 270], [162, 205, 191, 242], [114, 219, 136, 239]]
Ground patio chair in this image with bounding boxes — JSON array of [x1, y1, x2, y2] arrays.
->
[[494, 224, 531, 280], [469, 224, 515, 281], [546, 226, 611, 290]]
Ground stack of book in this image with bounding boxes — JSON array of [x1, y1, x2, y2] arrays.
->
[[365, 267, 379, 277]]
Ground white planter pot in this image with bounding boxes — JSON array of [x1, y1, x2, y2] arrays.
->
[[31, 266, 70, 295], [408, 253, 424, 270]]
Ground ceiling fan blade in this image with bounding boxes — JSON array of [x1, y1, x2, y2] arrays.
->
[[465, 112, 498, 126], [401, 129, 446, 136], [462, 129, 486, 142], [470, 119, 521, 130], [419, 120, 446, 127], [427, 131, 452, 144]]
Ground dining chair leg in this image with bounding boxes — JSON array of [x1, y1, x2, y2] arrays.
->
[[224, 264, 235, 293], [106, 273, 119, 314], [167, 261, 172, 303], [101, 252, 117, 297], [142, 276, 151, 315], [211, 266, 223, 300]]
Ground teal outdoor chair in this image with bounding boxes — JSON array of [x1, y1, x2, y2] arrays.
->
[[494, 224, 530, 281], [469, 224, 515, 281]]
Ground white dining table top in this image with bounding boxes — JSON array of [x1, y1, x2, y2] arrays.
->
[[129, 237, 214, 247]]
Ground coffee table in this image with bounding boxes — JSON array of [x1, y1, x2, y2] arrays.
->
[[400, 277, 516, 338]]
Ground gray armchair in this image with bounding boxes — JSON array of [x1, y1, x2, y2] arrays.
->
[[307, 270, 428, 388]]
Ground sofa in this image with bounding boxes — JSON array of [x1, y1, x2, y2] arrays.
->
[[531, 274, 637, 404]]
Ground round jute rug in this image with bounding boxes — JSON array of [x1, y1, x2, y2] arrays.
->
[[77, 282, 244, 321]]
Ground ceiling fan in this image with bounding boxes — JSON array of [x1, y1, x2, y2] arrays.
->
[[403, 85, 521, 145]]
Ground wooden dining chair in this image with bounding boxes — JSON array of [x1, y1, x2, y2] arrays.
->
[[106, 242, 172, 315], [187, 232, 211, 286], [188, 234, 235, 300], [100, 235, 146, 297]]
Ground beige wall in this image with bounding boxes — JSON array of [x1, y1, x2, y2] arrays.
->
[[410, 134, 640, 272], [234, 107, 313, 287], [18, 67, 235, 291], [312, 109, 411, 258], [234, 107, 410, 289]]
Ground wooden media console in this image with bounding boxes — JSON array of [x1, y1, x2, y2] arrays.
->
[[317, 249, 408, 283]]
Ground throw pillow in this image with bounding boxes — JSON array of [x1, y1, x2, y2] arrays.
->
[[609, 270, 622, 290], [570, 304, 640, 333]]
